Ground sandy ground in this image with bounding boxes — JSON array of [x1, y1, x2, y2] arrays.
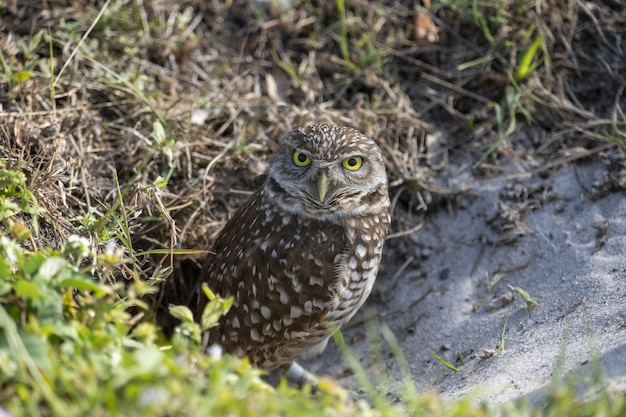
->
[[304, 154, 626, 405]]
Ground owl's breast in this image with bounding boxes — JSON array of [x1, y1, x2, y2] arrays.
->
[[322, 213, 390, 327], [253, 213, 348, 291]]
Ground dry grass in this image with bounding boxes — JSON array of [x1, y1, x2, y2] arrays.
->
[[1, 0, 625, 314]]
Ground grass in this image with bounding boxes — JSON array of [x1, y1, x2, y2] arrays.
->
[[1, 0, 625, 415], [429, 348, 459, 372], [508, 285, 540, 310]]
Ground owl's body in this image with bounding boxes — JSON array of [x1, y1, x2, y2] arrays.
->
[[197, 124, 390, 370]]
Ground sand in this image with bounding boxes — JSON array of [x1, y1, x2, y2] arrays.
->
[[304, 157, 626, 405]]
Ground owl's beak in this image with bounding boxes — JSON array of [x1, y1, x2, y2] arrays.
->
[[316, 171, 329, 202]]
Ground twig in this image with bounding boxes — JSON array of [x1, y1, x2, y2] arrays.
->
[[386, 256, 414, 293], [386, 220, 424, 240]]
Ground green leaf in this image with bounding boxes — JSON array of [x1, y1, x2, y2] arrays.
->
[[0, 279, 11, 296], [8, 218, 31, 242], [514, 33, 545, 82], [35, 257, 68, 281], [508, 284, 540, 309], [428, 349, 458, 372], [49, 321, 80, 343], [14, 280, 46, 300], [153, 176, 167, 189], [201, 296, 232, 332], [20, 252, 46, 276], [201, 283, 216, 301], [133, 346, 165, 373], [0, 260, 12, 286], [151, 120, 166, 145], [11, 70, 34, 84], [0, 305, 60, 412], [0, 198, 21, 218], [0, 329, 52, 375], [30, 286, 63, 322], [168, 305, 195, 323], [58, 274, 108, 297]]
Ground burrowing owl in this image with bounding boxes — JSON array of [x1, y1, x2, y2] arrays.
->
[[196, 124, 390, 370]]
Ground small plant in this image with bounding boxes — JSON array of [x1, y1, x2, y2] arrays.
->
[[168, 283, 233, 346], [494, 316, 508, 355], [0, 169, 44, 237], [429, 348, 459, 372], [514, 28, 545, 82], [148, 120, 180, 175], [0, 31, 43, 91], [333, 0, 384, 73], [508, 284, 540, 309], [271, 49, 310, 87]]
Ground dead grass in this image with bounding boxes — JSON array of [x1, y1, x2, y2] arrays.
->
[[0, 0, 624, 313]]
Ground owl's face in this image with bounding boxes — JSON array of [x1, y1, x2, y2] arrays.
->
[[266, 124, 389, 221]]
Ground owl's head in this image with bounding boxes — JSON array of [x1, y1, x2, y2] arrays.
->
[[266, 124, 389, 221]]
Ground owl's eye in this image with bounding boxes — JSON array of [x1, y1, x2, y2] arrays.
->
[[292, 150, 311, 167], [342, 156, 363, 171]]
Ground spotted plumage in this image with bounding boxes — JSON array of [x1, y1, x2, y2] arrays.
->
[[195, 124, 390, 370]]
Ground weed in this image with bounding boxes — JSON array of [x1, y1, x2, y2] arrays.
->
[[429, 348, 459, 372], [494, 316, 509, 355], [508, 284, 540, 309], [146, 120, 180, 178], [0, 169, 43, 236], [514, 29, 545, 83]]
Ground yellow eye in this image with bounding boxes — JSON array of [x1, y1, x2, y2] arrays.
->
[[292, 150, 311, 167], [342, 156, 363, 171]]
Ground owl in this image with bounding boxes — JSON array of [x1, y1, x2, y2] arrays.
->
[[195, 124, 390, 371]]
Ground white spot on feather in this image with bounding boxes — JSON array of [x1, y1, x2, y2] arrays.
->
[[309, 276, 324, 287], [290, 306, 302, 318]]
